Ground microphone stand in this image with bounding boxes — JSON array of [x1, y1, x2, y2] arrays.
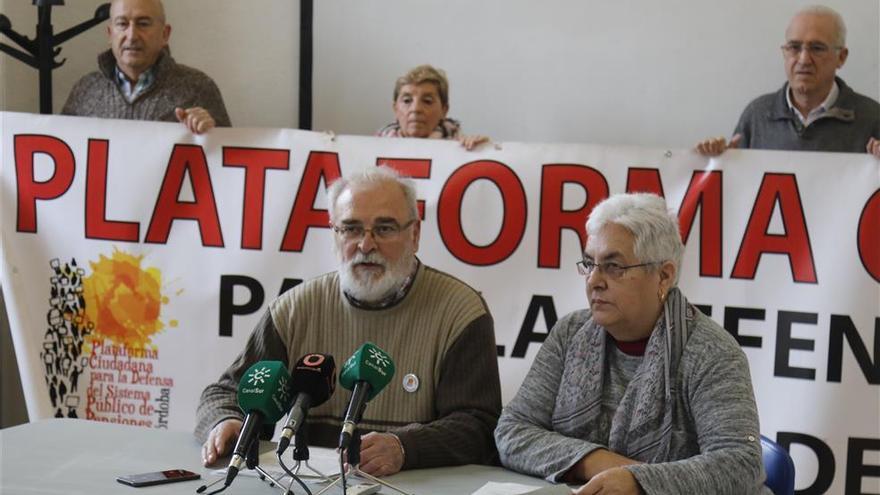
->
[[290, 421, 334, 482], [198, 439, 293, 495], [317, 431, 413, 495], [247, 439, 296, 495], [273, 417, 332, 495]]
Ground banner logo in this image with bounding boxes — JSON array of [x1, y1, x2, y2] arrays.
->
[[82, 249, 175, 346], [40, 258, 90, 419], [39, 249, 179, 427]]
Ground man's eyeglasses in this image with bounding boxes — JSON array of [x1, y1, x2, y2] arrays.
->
[[576, 260, 660, 279], [780, 42, 842, 58], [332, 219, 417, 242]]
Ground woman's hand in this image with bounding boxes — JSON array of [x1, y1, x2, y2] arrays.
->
[[458, 134, 490, 151], [575, 467, 643, 495]]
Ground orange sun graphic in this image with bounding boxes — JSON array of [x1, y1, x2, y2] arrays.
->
[[82, 249, 176, 346]]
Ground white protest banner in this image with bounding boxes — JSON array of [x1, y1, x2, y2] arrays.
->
[[1, 112, 877, 493]]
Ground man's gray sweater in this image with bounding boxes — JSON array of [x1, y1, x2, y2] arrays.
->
[[62, 49, 230, 126], [734, 77, 879, 153]]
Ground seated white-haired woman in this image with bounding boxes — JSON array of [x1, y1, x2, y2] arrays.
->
[[495, 193, 769, 494], [377, 64, 489, 150]]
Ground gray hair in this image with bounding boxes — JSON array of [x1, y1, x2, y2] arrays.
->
[[327, 166, 419, 223], [791, 5, 847, 47], [110, 0, 167, 24], [586, 193, 684, 285]]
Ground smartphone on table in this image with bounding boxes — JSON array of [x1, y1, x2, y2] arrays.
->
[[116, 469, 201, 487]]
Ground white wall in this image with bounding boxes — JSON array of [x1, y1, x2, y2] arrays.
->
[[2, 1, 877, 140], [313, 0, 879, 148]]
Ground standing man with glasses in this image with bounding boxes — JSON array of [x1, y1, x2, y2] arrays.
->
[[696, 5, 880, 157], [196, 166, 501, 477], [496, 193, 769, 494]]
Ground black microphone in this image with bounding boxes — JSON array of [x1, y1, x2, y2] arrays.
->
[[338, 343, 395, 450], [223, 361, 291, 487], [276, 353, 336, 456]]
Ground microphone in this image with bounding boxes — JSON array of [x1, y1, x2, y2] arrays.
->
[[276, 353, 337, 456], [225, 361, 292, 487], [338, 342, 395, 450]]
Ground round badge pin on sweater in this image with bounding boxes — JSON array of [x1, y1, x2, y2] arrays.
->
[[402, 373, 419, 393]]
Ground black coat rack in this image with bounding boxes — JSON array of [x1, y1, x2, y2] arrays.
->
[[1, 0, 110, 114]]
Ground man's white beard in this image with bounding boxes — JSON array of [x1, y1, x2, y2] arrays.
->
[[338, 248, 415, 303]]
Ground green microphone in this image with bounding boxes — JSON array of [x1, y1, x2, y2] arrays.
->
[[225, 361, 292, 486], [338, 342, 395, 449]]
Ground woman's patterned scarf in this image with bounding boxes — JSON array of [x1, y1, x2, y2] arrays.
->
[[553, 287, 694, 461]]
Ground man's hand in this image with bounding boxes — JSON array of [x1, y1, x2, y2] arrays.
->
[[575, 467, 643, 495], [458, 134, 490, 151], [695, 133, 742, 156], [357, 432, 404, 477], [867, 137, 880, 158], [175, 106, 216, 134], [201, 419, 242, 466]]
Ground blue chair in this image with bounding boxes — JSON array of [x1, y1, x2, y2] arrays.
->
[[761, 435, 795, 495]]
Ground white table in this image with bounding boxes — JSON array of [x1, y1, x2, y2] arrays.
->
[[0, 419, 556, 494]]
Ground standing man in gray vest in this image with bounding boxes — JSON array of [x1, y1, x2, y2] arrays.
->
[[196, 166, 501, 477], [62, 0, 230, 133], [697, 5, 880, 157]]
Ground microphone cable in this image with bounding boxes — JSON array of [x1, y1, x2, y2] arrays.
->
[[339, 448, 348, 495], [276, 453, 313, 495], [195, 477, 225, 494], [204, 482, 230, 495]]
